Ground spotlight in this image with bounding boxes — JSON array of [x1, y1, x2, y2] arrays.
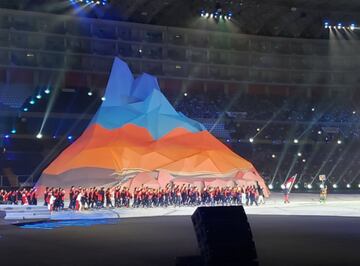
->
[[52, 135, 57, 139], [307, 184, 312, 189], [226, 139, 230, 143], [101, 96, 106, 101], [67, 135, 73, 140], [293, 139, 299, 144], [358, 183, 360, 188], [337, 140, 342, 144], [324, 22, 329, 29], [256, 128, 260, 132], [36, 94, 42, 99], [302, 158, 306, 162], [346, 184, 351, 189], [205, 12, 209, 17], [353, 110, 356, 114], [200, 10, 205, 17], [29, 99, 35, 105], [23, 107, 28, 112], [281, 184, 285, 190], [297, 152, 302, 157], [333, 183, 338, 189], [11, 129, 16, 134], [249, 138, 254, 143], [88, 91, 93, 96], [271, 154, 276, 158], [184, 92, 188, 97], [268, 184, 273, 190], [350, 23, 355, 30], [210, 13, 213, 18], [311, 107, 315, 112], [36, 133, 43, 139], [317, 130, 322, 135], [294, 184, 299, 189], [337, 23, 342, 29], [44, 88, 50, 94], [4, 134, 10, 139]]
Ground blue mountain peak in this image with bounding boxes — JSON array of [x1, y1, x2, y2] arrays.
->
[[91, 57, 205, 139]]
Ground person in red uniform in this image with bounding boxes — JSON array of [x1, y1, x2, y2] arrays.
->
[[105, 188, 113, 208], [30, 188, 37, 205], [43, 187, 49, 206], [21, 189, 29, 205], [69, 186, 75, 209]]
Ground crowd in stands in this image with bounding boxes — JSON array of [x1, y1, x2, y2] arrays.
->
[[39, 183, 265, 211], [174, 92, 360, 189]]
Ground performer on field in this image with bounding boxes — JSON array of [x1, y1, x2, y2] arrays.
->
[[283, 174, 297, 204], [320, 185, 327, 203]]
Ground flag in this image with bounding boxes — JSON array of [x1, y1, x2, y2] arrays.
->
[[285, 174, 297, 190]]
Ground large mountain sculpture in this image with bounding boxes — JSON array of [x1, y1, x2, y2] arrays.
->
[[37, 58, 269, 196]]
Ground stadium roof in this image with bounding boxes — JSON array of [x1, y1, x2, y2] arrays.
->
[[1, 0, 360, 39]]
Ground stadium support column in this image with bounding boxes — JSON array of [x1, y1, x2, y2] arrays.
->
[[86, 73, 92, 92], [33, 70, 39, 89], [224, 83, 229, 96], [181, 80, 187, 94], [5, 67, 10, 86], [306, 87, 311, 98]]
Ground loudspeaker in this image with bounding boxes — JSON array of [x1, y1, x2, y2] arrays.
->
[[192, 206, 258, 266]]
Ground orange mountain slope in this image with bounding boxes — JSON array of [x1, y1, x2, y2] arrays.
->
[[44, 123, 254, 177]]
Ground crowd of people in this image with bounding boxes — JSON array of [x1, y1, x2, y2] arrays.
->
[[0, 188, 37, 205], [28, 183, 266, 211]]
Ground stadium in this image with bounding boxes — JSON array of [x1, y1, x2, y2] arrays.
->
[[0, 1, 360, 266]]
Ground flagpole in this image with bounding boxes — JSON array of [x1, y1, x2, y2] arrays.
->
[[288, 174, 297, 194]]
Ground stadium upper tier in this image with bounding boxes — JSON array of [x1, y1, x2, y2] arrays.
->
[[0, 7, 359, 98]]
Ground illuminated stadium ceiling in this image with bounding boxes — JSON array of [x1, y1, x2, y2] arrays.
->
[[1, 0, 360, 38]]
